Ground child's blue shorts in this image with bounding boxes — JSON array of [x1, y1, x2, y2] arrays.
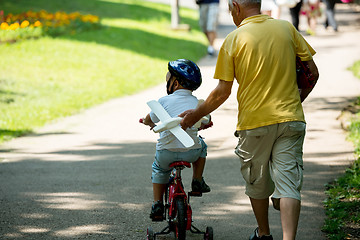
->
[[152, 138, 207, 184]]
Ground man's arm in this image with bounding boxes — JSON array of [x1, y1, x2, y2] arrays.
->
[[299, 59, 319, 102], [180, 80, 233, 129]]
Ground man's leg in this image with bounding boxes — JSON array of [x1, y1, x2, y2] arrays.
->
[[271, 121, 305, 240], [235, 125, 277, 237], [280, 198, 301, 240], [250, 198, 271, 236]]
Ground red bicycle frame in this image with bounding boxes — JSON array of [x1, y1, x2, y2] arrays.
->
[[167, 161, 192, 230]]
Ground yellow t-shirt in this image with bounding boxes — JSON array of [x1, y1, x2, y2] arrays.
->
[[214, 15, 316, 131]]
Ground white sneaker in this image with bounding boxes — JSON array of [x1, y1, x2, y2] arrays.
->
[[207, 46, 215, 56]]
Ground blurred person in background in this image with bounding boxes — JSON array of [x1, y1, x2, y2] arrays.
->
[[302, 0, 321, 35], [261, 0, 281, 18], [323, 0, 338, 31], [197, 0, 220, 56], [289, 0, 303, 30]]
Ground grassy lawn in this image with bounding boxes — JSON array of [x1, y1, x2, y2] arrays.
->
[[322, 60, 360, 240], [0, 0, 207, 143]]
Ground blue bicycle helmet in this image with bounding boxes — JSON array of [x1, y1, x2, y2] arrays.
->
[[168, 59, 202, 91]]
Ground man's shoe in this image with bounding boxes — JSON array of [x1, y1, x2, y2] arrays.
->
[[249, 227, 273, 240], [149, 201, 164, 221], [191, 177, 210, 193]]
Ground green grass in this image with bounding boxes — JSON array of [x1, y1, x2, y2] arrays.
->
[[0, 0, 207, 142], [349, 60, 360, 79], [323, 159, 360, 239], [322, 61, 360, 240]]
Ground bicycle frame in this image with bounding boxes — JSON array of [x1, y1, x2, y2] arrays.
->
[[147, 161, 213, 240], [167, 162, 192, 231]]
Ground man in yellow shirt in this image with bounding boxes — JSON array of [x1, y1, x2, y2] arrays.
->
[[180, 0, 319, 239]]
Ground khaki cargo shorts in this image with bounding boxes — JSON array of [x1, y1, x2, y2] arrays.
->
[[235, 121, 306, 200]]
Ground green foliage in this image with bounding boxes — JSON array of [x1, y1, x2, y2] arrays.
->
[[322, 159, 360, 239], [349, 60, 360, 79], [0, 0, 207, 143], [0, 26, 43, 42], [323, 59, 360, 239]]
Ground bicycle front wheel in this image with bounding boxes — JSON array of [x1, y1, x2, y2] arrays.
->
[[175, 198, 187, 240]]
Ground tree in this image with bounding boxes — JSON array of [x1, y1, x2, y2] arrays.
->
[[170, 0, 190, 30]]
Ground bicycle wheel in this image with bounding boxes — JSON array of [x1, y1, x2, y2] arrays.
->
[[175, 198, 187, 240], [147, 226, 154, 240], [204, 226, 213, 240]]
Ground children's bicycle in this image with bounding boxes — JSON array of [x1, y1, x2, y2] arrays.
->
[[146, 161, 213, 240]]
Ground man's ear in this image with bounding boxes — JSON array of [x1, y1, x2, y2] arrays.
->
[[233, 1, 240, 16]]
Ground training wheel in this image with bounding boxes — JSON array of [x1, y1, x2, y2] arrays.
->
[[147, 226, 154, 240], [204, 226, 213, 240]]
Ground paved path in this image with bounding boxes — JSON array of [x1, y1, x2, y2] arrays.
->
[[1, 1, 360, 239]]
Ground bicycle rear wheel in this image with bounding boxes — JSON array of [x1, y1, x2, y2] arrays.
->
[[175, 198, 187, 240]]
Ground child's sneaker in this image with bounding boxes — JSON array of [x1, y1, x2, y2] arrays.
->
[[191, 177, 211, 193], [149, 201, 164, 221], [249, 227, 273, 240]]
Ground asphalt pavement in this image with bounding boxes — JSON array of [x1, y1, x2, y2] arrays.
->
[[1, 1, 360, 239]]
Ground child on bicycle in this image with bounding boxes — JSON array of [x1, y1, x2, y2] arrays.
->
[[140, 59, 211, 221]]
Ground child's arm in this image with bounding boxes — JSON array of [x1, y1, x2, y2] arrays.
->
[[140, 114, 156, 130]]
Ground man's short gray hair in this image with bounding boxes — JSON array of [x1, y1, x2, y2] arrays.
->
[[228, 0, 262, 8]]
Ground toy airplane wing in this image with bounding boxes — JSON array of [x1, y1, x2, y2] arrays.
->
[[146, 100, 194, 148], [147, 100, 171, 122], [169, 126, 195, 148]]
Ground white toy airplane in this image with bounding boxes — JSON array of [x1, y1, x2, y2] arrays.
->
[[147, 100, 209, 148]]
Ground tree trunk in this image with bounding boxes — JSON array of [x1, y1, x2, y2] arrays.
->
[[171, 0, 180, 29]]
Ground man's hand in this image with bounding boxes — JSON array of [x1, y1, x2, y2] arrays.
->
[[179, 109, 201, 130]]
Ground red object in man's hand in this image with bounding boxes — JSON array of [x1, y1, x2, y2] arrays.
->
[[199, 121, 213, 130], [296, 57, 317, 89]]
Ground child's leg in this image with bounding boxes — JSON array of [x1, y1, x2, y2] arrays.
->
[[151, 182, 167, 221], [192, 157, 206, 181], [192, 137, 208, 181], [152, 149, 174, 202], [150, 150, 173, 221], [191, 156, 210, 193], [153, 183, 167, 202]]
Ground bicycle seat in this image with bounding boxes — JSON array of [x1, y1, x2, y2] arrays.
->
[[169, 161, 191, 168]]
